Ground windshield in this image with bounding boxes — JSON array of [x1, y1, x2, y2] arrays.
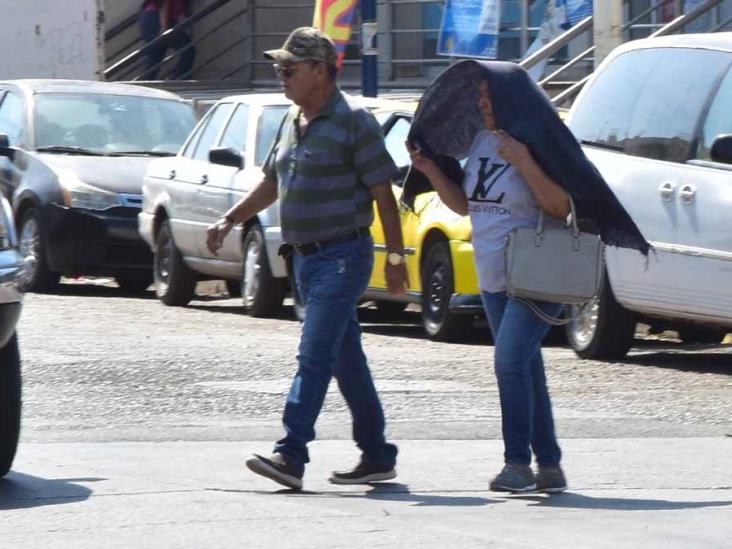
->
[[33, 93, 196, 155]]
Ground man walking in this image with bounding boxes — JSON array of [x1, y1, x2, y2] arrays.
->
[[206, 27, 409, 490]]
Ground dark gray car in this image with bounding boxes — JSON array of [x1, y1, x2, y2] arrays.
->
[[0, 80, 196, 293], [0, 193, 23, 478]]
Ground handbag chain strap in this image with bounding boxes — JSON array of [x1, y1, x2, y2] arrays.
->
[[517, 297, 577, 326]]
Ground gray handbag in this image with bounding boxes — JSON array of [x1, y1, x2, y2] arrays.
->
[[505, 197, 603, 325]]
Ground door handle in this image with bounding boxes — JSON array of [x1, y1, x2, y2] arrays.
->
[[658, 181, 676, 201], [168, 170, 176, 179], [201, 174, 209, 184], [679, 184, 697, 204]]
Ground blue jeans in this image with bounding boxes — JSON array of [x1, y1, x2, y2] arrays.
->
[[481, 291, 563, 467], [274, 234, 397, 473]]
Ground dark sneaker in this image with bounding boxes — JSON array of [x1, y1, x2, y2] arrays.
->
[[489, 463, 537, 493], [328, 460, 396, 485], [536, 466, 567, 493], [245, 453, 303, 490]]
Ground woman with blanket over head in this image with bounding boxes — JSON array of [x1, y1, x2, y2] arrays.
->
[[405, 60, 648, 494]]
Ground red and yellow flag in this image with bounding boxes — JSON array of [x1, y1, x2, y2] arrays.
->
[[313, 0, 358, 69]]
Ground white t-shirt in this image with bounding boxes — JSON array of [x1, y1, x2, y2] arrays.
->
[[463, 130, 540, 293]]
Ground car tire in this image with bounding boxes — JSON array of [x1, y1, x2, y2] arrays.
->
[[565, 272, 636, 360], [677, 326, 727, 344], [153, 220, 197, 306], [241, 224, 286, 318], [0, 333, 21, 478], [225, 279, 242, 298], [116, 275, 152, 294], [17, 208, 60, 293], [421, 241, 472, 341]]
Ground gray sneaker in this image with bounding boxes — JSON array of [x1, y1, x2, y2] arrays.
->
[[489, 463, 537, 492], [536, 466, 567, 493]]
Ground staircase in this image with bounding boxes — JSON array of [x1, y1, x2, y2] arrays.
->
[[103, 0, 731, 102]]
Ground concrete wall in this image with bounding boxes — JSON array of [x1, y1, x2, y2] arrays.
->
[[0, 0, 104, 79]]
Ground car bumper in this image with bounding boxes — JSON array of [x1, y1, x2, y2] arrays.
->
[[43, 203, 152, 276], [138, 211, 154, 250], [0, 249, 23, 348]]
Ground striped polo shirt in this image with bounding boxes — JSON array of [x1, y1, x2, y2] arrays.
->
[[263, 88, 398, 245]]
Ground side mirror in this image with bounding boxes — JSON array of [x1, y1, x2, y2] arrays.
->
[[0, 134, 15, 161], [710, 134, 732, 165], [209, 147, 244, 169]]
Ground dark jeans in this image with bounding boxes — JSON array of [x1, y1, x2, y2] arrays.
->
[[481, 291, 563, 467], [274, 234, 397, 473], [139, 11, 195, 80]]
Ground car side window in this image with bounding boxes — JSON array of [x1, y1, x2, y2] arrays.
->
[[191, 103, 234, 161], [697, 66, 732, 161], [218, 104, 249, 153], [255, 106, 289, 167], [383, 116, 412, 186], [0, 91, 27, 146], [570, 47, 729, 163]]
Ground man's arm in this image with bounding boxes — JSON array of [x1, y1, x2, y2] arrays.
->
[[370, 182, 409, 295], [206, 177, 278, 255]]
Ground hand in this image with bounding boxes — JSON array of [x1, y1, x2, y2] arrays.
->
[[385, 263, 409, 296], [405, 141, 440, 177], [494, 130, 533, 170], [206, 217, 233, 255]]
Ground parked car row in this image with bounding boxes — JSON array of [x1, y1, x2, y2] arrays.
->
[[3, 32, 732, 367]]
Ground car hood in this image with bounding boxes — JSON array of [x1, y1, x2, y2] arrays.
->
[[38, 154, 153, 194]]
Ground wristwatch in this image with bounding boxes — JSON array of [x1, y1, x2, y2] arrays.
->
[[387, 252, 406, 266]]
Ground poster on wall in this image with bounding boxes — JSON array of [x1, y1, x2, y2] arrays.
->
[[437, 0, 501, 59], [312, 0, 358, 69]]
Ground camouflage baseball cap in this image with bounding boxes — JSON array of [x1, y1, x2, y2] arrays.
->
[[263, 27, 338, 65]]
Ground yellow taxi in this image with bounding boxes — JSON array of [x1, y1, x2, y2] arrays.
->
[[365, 105, 482, 341]]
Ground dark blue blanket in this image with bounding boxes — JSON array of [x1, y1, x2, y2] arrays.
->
[[404, 59, 649, 254]]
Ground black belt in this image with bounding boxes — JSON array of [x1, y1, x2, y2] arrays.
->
[[293, 227, 370, 256]]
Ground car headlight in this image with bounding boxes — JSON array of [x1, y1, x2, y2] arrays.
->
[[0, 197, 17, 250], [59, 173, 121, 211]]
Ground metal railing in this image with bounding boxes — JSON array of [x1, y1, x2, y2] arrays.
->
[[105, 0, 239, 81], [550, 0, 726, 107]]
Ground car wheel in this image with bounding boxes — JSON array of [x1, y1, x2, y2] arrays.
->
[[677, 326, 727, 344], [421, 241, 472, 341], [116, 275, 152, 294], [241, 224, 286, 318], [17, 208, 60, 292], [153, 220, 196, 306], [375, 300, 408, 318], [225, 279, 242, 298], [0, 333, 21, 478], [565, 272, 636, 360]]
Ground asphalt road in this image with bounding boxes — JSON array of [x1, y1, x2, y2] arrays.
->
[[17, 280, 732, 446]]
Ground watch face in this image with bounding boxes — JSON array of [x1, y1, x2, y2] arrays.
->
[[387, 253, 405, 266]]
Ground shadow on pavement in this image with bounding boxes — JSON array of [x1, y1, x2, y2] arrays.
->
[[48, 283, 155, 300], [623, 349, 732, 376], [510, 492, 732, 511], [0, 472, 99, 510], [363, 482, 497, 506]]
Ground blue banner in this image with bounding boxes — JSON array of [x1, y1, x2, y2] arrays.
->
[[561, 0, 593, 26], [437, 0, 501, 60]]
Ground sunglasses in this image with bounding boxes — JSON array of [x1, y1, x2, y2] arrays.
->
[[273, 64, 301, 79]]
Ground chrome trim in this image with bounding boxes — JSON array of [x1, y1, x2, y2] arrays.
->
[[373, 244, 416, 255], [649, 241, 732, 262], [118, 193, 144, 208]]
